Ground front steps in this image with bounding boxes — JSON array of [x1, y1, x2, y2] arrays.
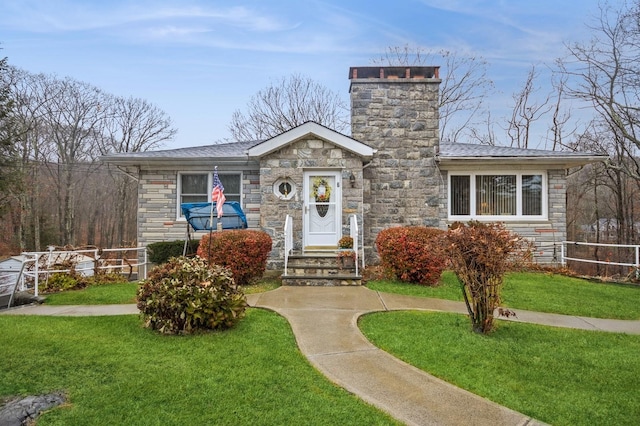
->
[[282, 251, 362, 286]]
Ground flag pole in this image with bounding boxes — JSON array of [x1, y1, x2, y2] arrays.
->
[[208, 167, 216, 261], [209, 167, 216, 231], [209, 166, 226, 260]]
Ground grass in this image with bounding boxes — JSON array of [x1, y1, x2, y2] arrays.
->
[[359, 311, 640, 426], [0, 310, 397, 425], [44, 276, 282, 305], [44, 283, 138, 305], [366, 270, 640, 320]]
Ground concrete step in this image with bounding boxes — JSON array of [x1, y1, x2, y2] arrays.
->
[[283, 252, 360, 286], [281, 274, 362, 286]]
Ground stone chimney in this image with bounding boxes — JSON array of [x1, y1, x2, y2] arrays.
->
[[349, 66, 443, 257]]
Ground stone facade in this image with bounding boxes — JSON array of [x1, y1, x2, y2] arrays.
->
[[137, 169, 261, 249], [258, 136, 364, 268], [105, 66, 591, 271], [437, 168, 568, 264], [349, 69, 443, 259]]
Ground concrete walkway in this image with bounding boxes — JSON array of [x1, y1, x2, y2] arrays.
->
[[3, 287, 640, 425]]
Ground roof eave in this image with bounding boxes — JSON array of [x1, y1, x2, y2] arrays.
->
[[437, 155, 607, 168], [247, 122, 375, 159], [101, 156, 258, 168]]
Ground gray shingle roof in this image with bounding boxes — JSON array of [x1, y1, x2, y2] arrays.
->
[[438, 142, 607, 167], [439, 142, 598, 158], [102, 140, 263, 161]]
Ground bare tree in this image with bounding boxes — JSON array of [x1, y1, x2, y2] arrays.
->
[[507, 65, 552, 149], [546, 71, 578, 151], [0, 66, 176, 253], [374, 45, 494, 143], [99, 95, 176, 246], [4, 69, 58, 251], [557, 1, 640, 246], [37, 75, 108, 245], [228, 74, 348, 141], [0, 53, 18, 213], [560, 0, 640, 180]]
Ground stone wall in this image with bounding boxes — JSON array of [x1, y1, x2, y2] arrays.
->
[[259, 136, 364, 268], [350, 77, 442, 260], [137, 169, 261, 249], [438, 168, 567, 265]]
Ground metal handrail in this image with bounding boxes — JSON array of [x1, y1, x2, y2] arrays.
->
[[284, 215, 293, 275], [1, 260, 30, 309], [10, 247, 147, 298], [350, 215, 359, 276]]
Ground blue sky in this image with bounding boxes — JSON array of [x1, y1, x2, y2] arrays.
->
[[0, 0, 603, 148]]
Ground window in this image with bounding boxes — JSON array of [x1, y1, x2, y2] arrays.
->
[[177, 172, 242, 218], [449, 172, 546, 220], [273, 177, 296, 200]]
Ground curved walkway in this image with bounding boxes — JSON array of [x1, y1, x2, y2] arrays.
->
[[3, 287, 639, 425]]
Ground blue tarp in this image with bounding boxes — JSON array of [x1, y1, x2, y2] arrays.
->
[[181, 202, 247, 231]]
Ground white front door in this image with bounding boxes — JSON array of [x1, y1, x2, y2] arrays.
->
[[303, 171, 342, 248]]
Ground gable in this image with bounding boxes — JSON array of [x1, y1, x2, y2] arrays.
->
[[247, 121, 375, 160]]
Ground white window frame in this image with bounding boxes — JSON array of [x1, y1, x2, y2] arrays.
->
[[176, 172, 242, 220], [448, 171, 547, 221]]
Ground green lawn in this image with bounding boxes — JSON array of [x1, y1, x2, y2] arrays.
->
[[0, 310, 397, 425], [360, 311, 640, 426], [366, 271, 640, 319], [44, 283, 139, 305], [43, 277, 282, 306]]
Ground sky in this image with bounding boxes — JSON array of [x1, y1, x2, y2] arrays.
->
[[0, 0, 605, 149]]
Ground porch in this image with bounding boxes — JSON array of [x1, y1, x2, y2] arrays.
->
[[282, 215, 362, 286]]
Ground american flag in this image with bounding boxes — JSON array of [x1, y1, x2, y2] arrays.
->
[[212, 168, 226, 219]]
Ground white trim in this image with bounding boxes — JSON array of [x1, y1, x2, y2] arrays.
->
[[303, 170, 342, 248], [175, 171, 242, 220], [247, 122, 375, 159], [273, 177, 297, 200], [447, 171, 548, 221]]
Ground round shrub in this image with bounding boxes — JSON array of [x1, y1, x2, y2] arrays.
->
[[375, 226, 447, 286], [136, 256, 247, 335], [197, 230, 272, 286]]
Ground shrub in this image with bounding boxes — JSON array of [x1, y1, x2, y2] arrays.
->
[[197, 230, 272, 286], [147, 240, 200, 264], [41, 272, 84, 293], [446, 221, 532, 334], [375, 226, 447, 286], [136, 256, 246, 335]]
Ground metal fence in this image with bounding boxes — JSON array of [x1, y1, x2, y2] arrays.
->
[[0, 247, 147, 307], [561, 241, 640, 279]]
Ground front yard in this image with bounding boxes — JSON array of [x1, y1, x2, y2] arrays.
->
[[2, 271, 638, 425]]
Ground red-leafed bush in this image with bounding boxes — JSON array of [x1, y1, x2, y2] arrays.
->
[[197, 230, 273, 286], [375, 226, 447, 286], [446, 221, 533, 334]]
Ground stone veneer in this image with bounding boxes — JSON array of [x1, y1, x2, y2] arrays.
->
[[258, 136, 364, 269], [137, 169, 261, 250], [349, 71, 443, 260], [349, 67, 566, 265], [437, 168, 568, 265]]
